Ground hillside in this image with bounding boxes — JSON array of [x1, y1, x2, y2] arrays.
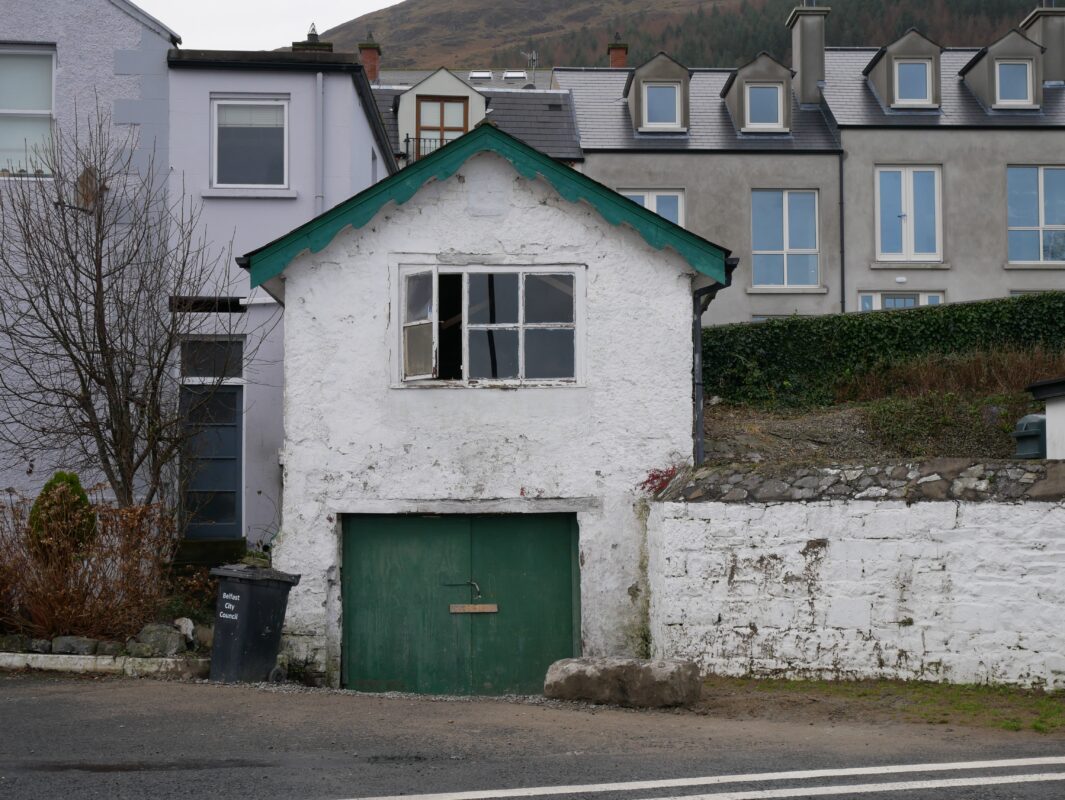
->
[[322, 0, 1040, 69]]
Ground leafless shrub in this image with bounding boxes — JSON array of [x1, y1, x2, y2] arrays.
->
[[0, 489, 180, 639]]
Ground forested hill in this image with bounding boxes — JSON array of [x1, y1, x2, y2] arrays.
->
[[321, 0, 1039, 70]]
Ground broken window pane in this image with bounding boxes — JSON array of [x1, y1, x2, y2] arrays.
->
[[405, 272, 433, 322], [403, 323, 434, 378], [524, 274, 574, 323], [468, 329, 519, 379], [469, 273, 518, 324], [524, 329, 575, 379], [437, 273, 464, 380]]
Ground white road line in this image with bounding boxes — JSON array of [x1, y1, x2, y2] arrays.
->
[[350, 756, 1065, 800], [636, 772, 1065, 800]]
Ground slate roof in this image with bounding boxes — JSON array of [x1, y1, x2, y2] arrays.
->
[[823, 48, 1065, 128], [377, 69, 555, 90], [552, 68, 840, 152], [372, 87, 583, 161]]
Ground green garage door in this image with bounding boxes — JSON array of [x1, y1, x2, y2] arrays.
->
[[342, 514, 580, 695]]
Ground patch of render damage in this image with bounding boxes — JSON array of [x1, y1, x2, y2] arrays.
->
[[274, 152, 699, 685], [648, 498, 1065, 689]]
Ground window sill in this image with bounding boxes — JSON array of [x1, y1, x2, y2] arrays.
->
[[741, 127, 790, 134], [202, 188, 298, 199], [391, 381, 585, 390], [636, 126, 688, 134], [746, 286, 828, 295], [870, 262, 949, 270], [1004, 261, 1065, 270], [890, 103, 938, 110], [992, 103, 1039, 111]]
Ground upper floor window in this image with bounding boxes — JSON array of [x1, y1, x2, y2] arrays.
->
[[401, 266, 579, 385], [745, 83, 784, 131], [642, 82, 681, 128], [894, 59, 932, 106], [213, 99, 287, 188], [751, 190, 819, 287], [621, 190, 684, 226], [1008, 166, 1065, 263], [859, 292, 943, 311], [0, 51, 53, 176], [996, 60, 1033, 107], [875, 166, 942, 262], [416, 96, 468, 159]]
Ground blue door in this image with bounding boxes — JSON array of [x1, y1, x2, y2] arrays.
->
[[181, 385, 243, 540]]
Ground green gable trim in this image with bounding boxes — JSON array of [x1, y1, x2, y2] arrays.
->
[[243, 124, 729, 289]]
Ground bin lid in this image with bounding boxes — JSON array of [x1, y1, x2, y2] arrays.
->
[[210, 563, 301, 585], [1013, 413, 1047, 433]]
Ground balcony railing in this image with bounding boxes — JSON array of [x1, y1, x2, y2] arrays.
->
[[403, 135, 460, 163]]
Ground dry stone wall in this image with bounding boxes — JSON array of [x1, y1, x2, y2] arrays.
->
[[648, 468, 1065, 689]]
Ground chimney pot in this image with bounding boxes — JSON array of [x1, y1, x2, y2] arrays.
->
[[292, 21, 333, 52], [359, 35, 382, 83], [608, 34, 629, 69]]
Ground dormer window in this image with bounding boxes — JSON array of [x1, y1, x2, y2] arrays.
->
[[894, 59, 933, 105], [745, 83, 784, 130], [996, 60, 1033, 107], [642, 82, 681, 128]]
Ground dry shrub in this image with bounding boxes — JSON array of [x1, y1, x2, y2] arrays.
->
[[0, 490, 180, 639], [837, 346, 1065, 403]]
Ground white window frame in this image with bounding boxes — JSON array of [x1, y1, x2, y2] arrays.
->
[[744, 82, 785, 131], [395, 264, 586, 388], [995, 59, 1034, 108], [892, 58, 933, 107], [0, 49, 56, 177], [641, 81, 682, 130], [1007, 166, 1065, 264], [875, 166, 943, 263], [619, 189, 685, 227], [858, 291, 944, 311], [751, 189, 820, 288], [211, 98, 289, 189]]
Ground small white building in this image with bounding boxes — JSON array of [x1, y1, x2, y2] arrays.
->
[[240, 124, 732, 692]]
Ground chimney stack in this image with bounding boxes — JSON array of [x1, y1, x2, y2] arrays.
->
[[1021, 3, 1065, 83], [608, 33, 628, 69], [359, 32, 382, 83], [787, 3, 830, 105], [292, 22, 334, 52]]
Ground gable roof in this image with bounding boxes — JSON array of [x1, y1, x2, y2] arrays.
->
[[623, 51, 693, 96], [861, 29, 944, 76], [958, 28, 1045, 77], [109, 0, 180, 45], [719, 51, 795, 98], [238, 123, 730, 295]]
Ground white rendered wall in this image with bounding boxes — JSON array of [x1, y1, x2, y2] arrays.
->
[[1047, 398, 1065, 459], [276, 152, 700, 683], [649, 500, 1065, 689]]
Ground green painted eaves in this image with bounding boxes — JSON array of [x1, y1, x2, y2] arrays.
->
[[244, 124, 729, 288]]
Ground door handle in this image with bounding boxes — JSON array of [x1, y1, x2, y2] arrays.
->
[[443, 580, 482, 599]]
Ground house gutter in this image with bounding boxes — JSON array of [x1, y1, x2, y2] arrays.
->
[[693, 257, 738, 465], [315, 72, 325, 216]]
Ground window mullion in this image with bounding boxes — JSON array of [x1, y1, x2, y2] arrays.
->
[[904, 168, 914, 261], [782, 191, 791, 287], [518, 271, 526, 380], [1038, 167, 1046, 262], [461, 272, 469, 381]]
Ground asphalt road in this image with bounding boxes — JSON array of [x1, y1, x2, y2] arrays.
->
[[1, 674, 1064, 800]]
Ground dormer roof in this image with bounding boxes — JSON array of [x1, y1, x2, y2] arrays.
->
[[623, 52, 693, 97], [862, 28, 944, 76], [720, 51, 794, 98], [959, 28, 1045, 77]]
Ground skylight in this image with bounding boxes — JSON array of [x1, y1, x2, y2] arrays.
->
[[468, 70, 493, 81]]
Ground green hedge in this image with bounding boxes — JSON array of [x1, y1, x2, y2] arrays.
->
[[702, 293, 1065, 408]]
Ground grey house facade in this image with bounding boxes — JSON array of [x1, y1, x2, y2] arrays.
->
[[0, 0, 179, 492], [552, 4, 1065, 324]]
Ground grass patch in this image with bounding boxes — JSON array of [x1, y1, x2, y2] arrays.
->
[[702, 676, 1065, 735]]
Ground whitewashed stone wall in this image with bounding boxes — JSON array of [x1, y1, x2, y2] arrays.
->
[[277, 152, 703, 684], [649, 500, 1065, 689]]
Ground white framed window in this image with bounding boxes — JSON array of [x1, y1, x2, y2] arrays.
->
[[751, 189, 819, 287], [875, 166, 942, 262], [212, 98, 288, 188], [399, 265, 582, 386], [0, 50, 54, 175], [620, 189, 684, 226], [744, 83, 785, 131], [1007, 166, 1065, 263], [893, 59, 933, 106], [995, 60, 1033, 107], [858, 292, 943, 311], [641, 82, 681, 129]]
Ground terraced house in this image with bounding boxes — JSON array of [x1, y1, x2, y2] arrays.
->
[[553, 2, 1065, 324]]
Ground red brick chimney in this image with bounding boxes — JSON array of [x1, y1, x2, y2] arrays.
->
[[608, 33, 628, 68], [359, 33, 382, 83]]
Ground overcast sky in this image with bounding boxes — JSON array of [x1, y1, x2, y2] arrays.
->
[[134, 0, 403, 50]]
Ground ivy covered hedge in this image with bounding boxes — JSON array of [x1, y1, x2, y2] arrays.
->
[[702, 293, 1065, 408]]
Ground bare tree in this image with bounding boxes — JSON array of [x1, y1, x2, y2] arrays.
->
[[0, 110, 247, 507]]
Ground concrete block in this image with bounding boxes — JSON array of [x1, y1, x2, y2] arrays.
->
[[544, 657, 701, 707]]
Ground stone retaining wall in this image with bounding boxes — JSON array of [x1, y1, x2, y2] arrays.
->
[[648, 494, 1065, 689], [660, 459, 1065, 504]]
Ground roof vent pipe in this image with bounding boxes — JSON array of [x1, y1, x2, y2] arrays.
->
[[787, 4, 830, 104]]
